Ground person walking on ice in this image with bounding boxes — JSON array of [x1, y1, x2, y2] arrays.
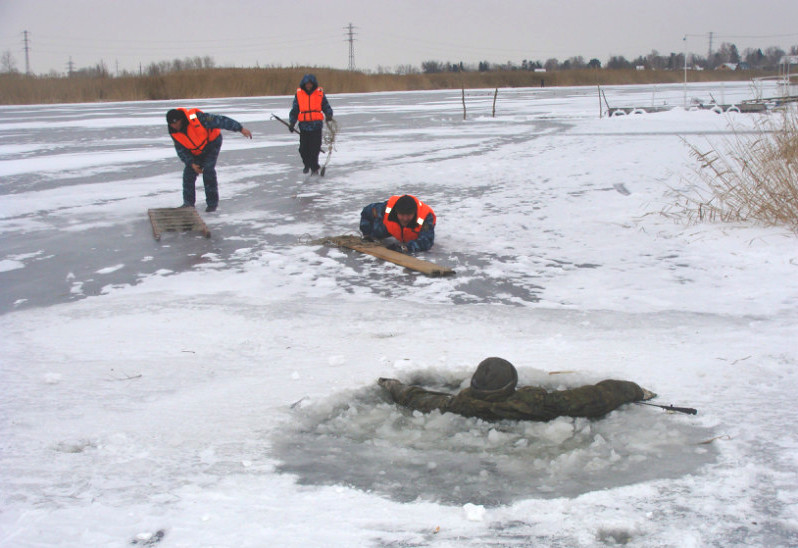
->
[[288, 74, 334, 175]]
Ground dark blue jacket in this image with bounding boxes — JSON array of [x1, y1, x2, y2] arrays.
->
[[289, 74, 333, 132], [359, 201, 436, 253]]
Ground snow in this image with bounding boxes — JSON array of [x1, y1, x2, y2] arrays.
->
[[1, 82, 798, 547]]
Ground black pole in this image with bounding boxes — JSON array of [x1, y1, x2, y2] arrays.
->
[[635, 401, 698, 415], [271, 113, 297, 133]]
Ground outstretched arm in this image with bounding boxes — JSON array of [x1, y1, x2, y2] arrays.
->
[[377, 378, 453, 414], [543, 380, 645, 418], [197, 112, 251, 137]]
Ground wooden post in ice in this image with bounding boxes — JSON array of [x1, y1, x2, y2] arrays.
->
[[492, 88, 498, 117], [596, 85, 603, 119], [461, 85, 467, 120]]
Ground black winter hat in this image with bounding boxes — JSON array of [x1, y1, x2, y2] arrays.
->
[[393, 195, 417, 215], [166, 109, 187, 124], [470, 357, 518, 399]]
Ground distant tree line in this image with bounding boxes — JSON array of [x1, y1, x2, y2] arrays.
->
[[0, 54, 216, 77], [415, 42, 798, 74], [2, 42, 797, 78]]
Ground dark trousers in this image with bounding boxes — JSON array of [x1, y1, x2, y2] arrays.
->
[[298, 128, 322, 171], [182, 135, 223, 207]]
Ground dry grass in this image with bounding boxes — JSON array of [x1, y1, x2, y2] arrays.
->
[[0, 66, 775, 105], [672, 106, 798, 232]]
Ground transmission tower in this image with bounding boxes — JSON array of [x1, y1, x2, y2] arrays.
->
[[23, 30, 30, 74], [67, 56, 75, 77], [708, 31, 713, 59], [344, 23, 357, 71]]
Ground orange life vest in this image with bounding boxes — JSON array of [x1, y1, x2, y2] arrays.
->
[[383, 195, 436, 243], [295, 87, 325, 122], [170, 108, 220, 156]]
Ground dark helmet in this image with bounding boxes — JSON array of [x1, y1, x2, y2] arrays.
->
[[470, 357, 518, 399], [166, 109, 187, 124]]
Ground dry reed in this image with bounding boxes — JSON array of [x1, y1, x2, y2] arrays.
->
[[671, 106, 798, 232], [0, 67, 774, 105]]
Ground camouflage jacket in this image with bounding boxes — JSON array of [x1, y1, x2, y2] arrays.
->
[[378, 378, 644, 421]]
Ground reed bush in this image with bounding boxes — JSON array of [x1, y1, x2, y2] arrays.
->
[[0, 66, 776, 105], [672, 106, 798, 232]]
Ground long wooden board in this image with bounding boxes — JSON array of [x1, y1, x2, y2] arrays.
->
[[316, 235, 455, 277], [147, 207, 211, 240]]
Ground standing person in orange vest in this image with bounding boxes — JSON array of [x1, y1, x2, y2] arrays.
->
[[359, 194, 436, 253], [288, 74, 333, 175], [166, 108, 252, 212]]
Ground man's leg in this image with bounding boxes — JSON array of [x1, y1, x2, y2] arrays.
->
[[308, 129, 322, 172], [298, 132, 311, 171], [200, 137, 222, 211], [182, 163, 198, 206]]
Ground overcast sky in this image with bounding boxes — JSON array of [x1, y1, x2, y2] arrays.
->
[[2, 0, 797, 75]]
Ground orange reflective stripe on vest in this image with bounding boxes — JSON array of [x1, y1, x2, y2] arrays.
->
[[170, 108, 221, 156], [296, 88, 325, 122], [383, 195, 436, 243]]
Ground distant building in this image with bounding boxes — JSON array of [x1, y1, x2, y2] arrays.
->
[[717, 63, 737, 71]]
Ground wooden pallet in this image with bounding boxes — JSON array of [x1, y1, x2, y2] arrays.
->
[[147, 207, 211, 240], [316, 235, 455, 277]]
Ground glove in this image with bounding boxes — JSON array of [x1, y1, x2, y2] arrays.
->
[[387, 243, 408, 253], [327, 116, 333, 122], [378, 378, 401, 390], [288, 123, 295, 133]]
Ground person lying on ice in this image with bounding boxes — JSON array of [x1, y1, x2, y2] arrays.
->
[[359, 194, 436, 253], [378, 357, 656, 421], [166, 108, 252, 212]]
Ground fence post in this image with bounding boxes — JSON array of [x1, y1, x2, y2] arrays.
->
[[596, 85, 603, 119]]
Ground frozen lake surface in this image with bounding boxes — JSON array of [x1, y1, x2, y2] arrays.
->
[[1, 82, 797, 546]]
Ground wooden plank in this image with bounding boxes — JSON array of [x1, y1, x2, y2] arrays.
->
[[315, 235, 455, 277], [147, 207, 210, 240]]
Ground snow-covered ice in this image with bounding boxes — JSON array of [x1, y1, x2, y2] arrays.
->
[[1, 82, 797, 546]]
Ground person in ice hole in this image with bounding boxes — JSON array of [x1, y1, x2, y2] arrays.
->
[[378, 357, 656, 421]]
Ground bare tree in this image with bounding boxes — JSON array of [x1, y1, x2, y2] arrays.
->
[[1, 50, 19, 73], [607, 55, 632, 69], [568, 56, 586, 69], [543, 58, 559, 71], [421, 60, 443, 73]]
